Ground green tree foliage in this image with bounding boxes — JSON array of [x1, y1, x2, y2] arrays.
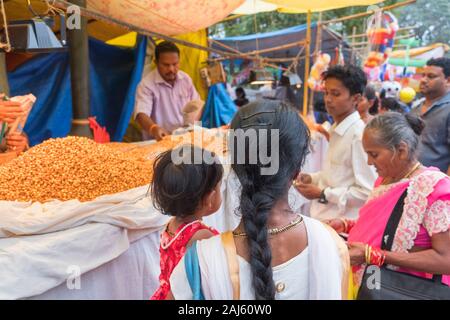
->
[[210, 0, 449, 48]]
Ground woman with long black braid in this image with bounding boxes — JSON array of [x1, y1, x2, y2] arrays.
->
[[168, 100, 350, 300]]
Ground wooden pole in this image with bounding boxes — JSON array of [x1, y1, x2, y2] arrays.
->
[[350, 26, 357, 64], [68, 0, 92, 137], [309, 12, 323, 114], [303, 10, 312, 118], [322, 0, 417, 25], [247, 40, 306, 56], [351, 34, 414, 46], [346, 26, 417, 39]]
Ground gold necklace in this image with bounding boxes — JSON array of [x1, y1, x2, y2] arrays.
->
[[232, 215, 303, 237], [404, 162, 421, 179], [381, 162, 421, 185]]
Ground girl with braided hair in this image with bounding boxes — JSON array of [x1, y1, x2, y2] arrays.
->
[[168, 100, 350, 300]]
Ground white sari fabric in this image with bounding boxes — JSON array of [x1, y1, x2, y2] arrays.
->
[[170, 215, 348, 300]]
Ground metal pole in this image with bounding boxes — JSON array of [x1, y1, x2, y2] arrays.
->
[[68, 0, 92, 137], [0, 52, 9, 95]]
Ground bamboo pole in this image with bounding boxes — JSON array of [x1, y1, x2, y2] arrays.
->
[[309, 12, 323, 114], [346, 25, 417, 39], [322, 0, 417, 25], [247, 40, 306, 56], [350, 26, 357, 64], [303, 10, 312, 118], [351, 34, 414, 47], [211, 39, 306, 58]]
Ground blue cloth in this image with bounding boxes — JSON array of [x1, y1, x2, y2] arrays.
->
[[8, 36, 147, 145], [212, 22, 317, 42], [184, 241, 205, 300], [201, 83, 237, 128]]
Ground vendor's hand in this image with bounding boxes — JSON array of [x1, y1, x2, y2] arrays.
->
[[293, 173, 312, 186], [348, 242, 366, 266], [295, 183, 322, 200], [0, 100, 23, 124], [150, 125, 169, 141], [6, 133, 29, 155], [299, 173, 312, 184], [325, 218, 346, 234]]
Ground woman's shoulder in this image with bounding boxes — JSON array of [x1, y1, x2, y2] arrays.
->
[[410, 167, 449, 198]]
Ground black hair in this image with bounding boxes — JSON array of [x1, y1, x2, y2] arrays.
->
[[151, 144, 223, 218], [313, 94, 327, 113], [380, 97, 405, 114], [155, 41, 180, 61], [427, 57, 450, 78], [366, 112, 425, 161], [229, 100, 310, 300], [363, 85, 379, 115], [322, 65, 367, 95], [235, 87, 246, 97]]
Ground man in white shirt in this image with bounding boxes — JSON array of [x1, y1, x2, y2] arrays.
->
[[295, 65, 377, 221]]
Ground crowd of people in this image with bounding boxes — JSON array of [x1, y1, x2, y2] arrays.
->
[[3, 38, 448, 300], [139, 48, 450, 299]]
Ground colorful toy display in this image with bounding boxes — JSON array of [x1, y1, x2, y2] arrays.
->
[[364, 11, 399, 69], [308, 52, 331, 91], [381, 81, 401, 99]]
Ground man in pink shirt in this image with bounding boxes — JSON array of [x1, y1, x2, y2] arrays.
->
[[134, 41, 200, 141]]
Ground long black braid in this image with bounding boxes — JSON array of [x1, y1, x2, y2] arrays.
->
[[229, 100, 310, 300]]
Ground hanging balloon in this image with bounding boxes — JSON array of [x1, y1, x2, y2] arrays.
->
[[399, 87, 416, 104], [364, 11, 399, 69]]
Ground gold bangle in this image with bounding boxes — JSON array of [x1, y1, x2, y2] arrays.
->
[[366, 245, 372, 265], [365, 244, 368, 264], [365, 244, 370, 265]]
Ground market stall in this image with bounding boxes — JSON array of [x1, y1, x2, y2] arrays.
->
[[0, 126, 311, 299]]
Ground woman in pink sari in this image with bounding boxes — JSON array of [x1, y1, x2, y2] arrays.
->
[[327, 112, 450, 296]]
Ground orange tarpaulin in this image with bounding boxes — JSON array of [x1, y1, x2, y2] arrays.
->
[[87, 0, 245, 36]]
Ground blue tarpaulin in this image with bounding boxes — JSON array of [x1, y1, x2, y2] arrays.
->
[[8, 36, 147, 145], [201, 83, 237, 128]]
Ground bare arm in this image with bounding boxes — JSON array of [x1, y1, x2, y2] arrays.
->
[[384, 231, 450, 275], [135, 113, 169, 141], [186, 229, 216, 248], [349, 231, 450, 275], [165, 290, 175, 300], [135, 112, 156, 134]]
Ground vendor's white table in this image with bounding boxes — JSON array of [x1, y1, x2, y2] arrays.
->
[[28, 232, 162, 300]]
